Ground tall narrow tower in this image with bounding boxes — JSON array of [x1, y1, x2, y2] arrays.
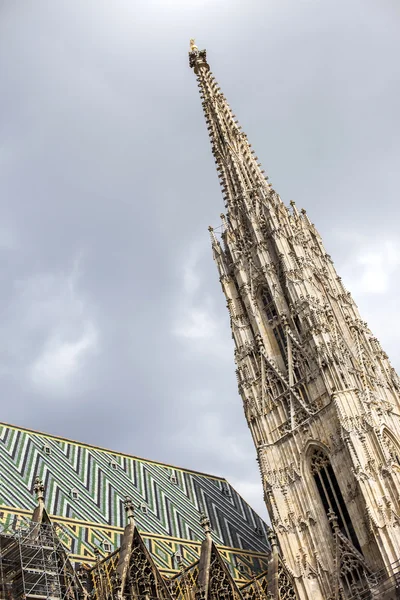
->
[[189, 42, 400, 600]]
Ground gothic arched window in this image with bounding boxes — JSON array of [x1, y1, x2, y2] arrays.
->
[[260, 287, 278, 321], [292, 314, 302, 335], [273, 323, 287, 359], [310, 449, 361, 553], [297, 382, 309, 405]]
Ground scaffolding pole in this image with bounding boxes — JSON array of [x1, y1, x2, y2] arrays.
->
[[0, 516, 81, 600]]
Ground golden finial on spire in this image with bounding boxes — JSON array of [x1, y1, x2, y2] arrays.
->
[[189, 39, 198, 52]]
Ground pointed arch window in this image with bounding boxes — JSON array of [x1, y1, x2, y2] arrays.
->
[[297, 382, 309, 405], [310, 449, 361, 553], [273, 323, 287, 359], [259, 286, 288, 365], [260, 287, 278, 321], [292, 314, 302, 335]]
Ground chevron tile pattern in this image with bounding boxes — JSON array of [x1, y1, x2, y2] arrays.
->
[[0, 423, 269, 579]]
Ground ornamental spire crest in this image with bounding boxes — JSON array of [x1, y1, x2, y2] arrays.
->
[[189, 41, 274, 218]]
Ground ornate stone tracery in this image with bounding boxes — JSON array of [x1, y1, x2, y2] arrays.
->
[[277, 562, 297, 600], [382, 429, 400, 466]]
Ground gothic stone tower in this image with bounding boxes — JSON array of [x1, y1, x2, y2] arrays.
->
[[189, 42, 400, 600]]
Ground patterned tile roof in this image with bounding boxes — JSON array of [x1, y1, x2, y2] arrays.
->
[[0, 422, 269, 580]]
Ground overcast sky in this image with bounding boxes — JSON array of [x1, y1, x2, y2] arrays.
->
[[0, 0, 399, 519]]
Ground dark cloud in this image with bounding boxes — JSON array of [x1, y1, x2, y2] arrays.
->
[[0, 0, 399, 517]]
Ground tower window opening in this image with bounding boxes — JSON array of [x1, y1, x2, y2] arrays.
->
[[293, 315, 302, 334], [261, 287, 278, 321], [297, 383, 310, 405], [273, 324, 286, 359], [293, 364, 302, 381], [310, 449, 361, 553]]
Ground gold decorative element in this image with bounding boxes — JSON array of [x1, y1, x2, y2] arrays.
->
[[189, 39, 198, 52]]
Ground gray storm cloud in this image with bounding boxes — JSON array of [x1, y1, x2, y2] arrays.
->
[[0, 0, 399, 517]]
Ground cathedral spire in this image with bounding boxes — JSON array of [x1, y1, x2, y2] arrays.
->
[[190, 43, 400, 600], [189, 41, 271, 215]]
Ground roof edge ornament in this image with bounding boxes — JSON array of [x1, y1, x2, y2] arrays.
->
[[34, 476, 45, 506], [124, 497, 135, 526], [200, 512, 212, 541]]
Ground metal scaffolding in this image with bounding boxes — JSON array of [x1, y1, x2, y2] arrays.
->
[[0, 516, 81, 600]]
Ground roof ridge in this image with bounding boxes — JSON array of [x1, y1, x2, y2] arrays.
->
[[0, 421, 225, 480]]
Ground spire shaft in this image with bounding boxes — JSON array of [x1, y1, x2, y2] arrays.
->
[[189, 44, 270, 214]]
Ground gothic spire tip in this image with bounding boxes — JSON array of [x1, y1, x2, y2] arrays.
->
[[189, 39, 209, 72]]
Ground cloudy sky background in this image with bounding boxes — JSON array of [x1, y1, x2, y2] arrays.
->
[[0, 0, 399, 519]]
